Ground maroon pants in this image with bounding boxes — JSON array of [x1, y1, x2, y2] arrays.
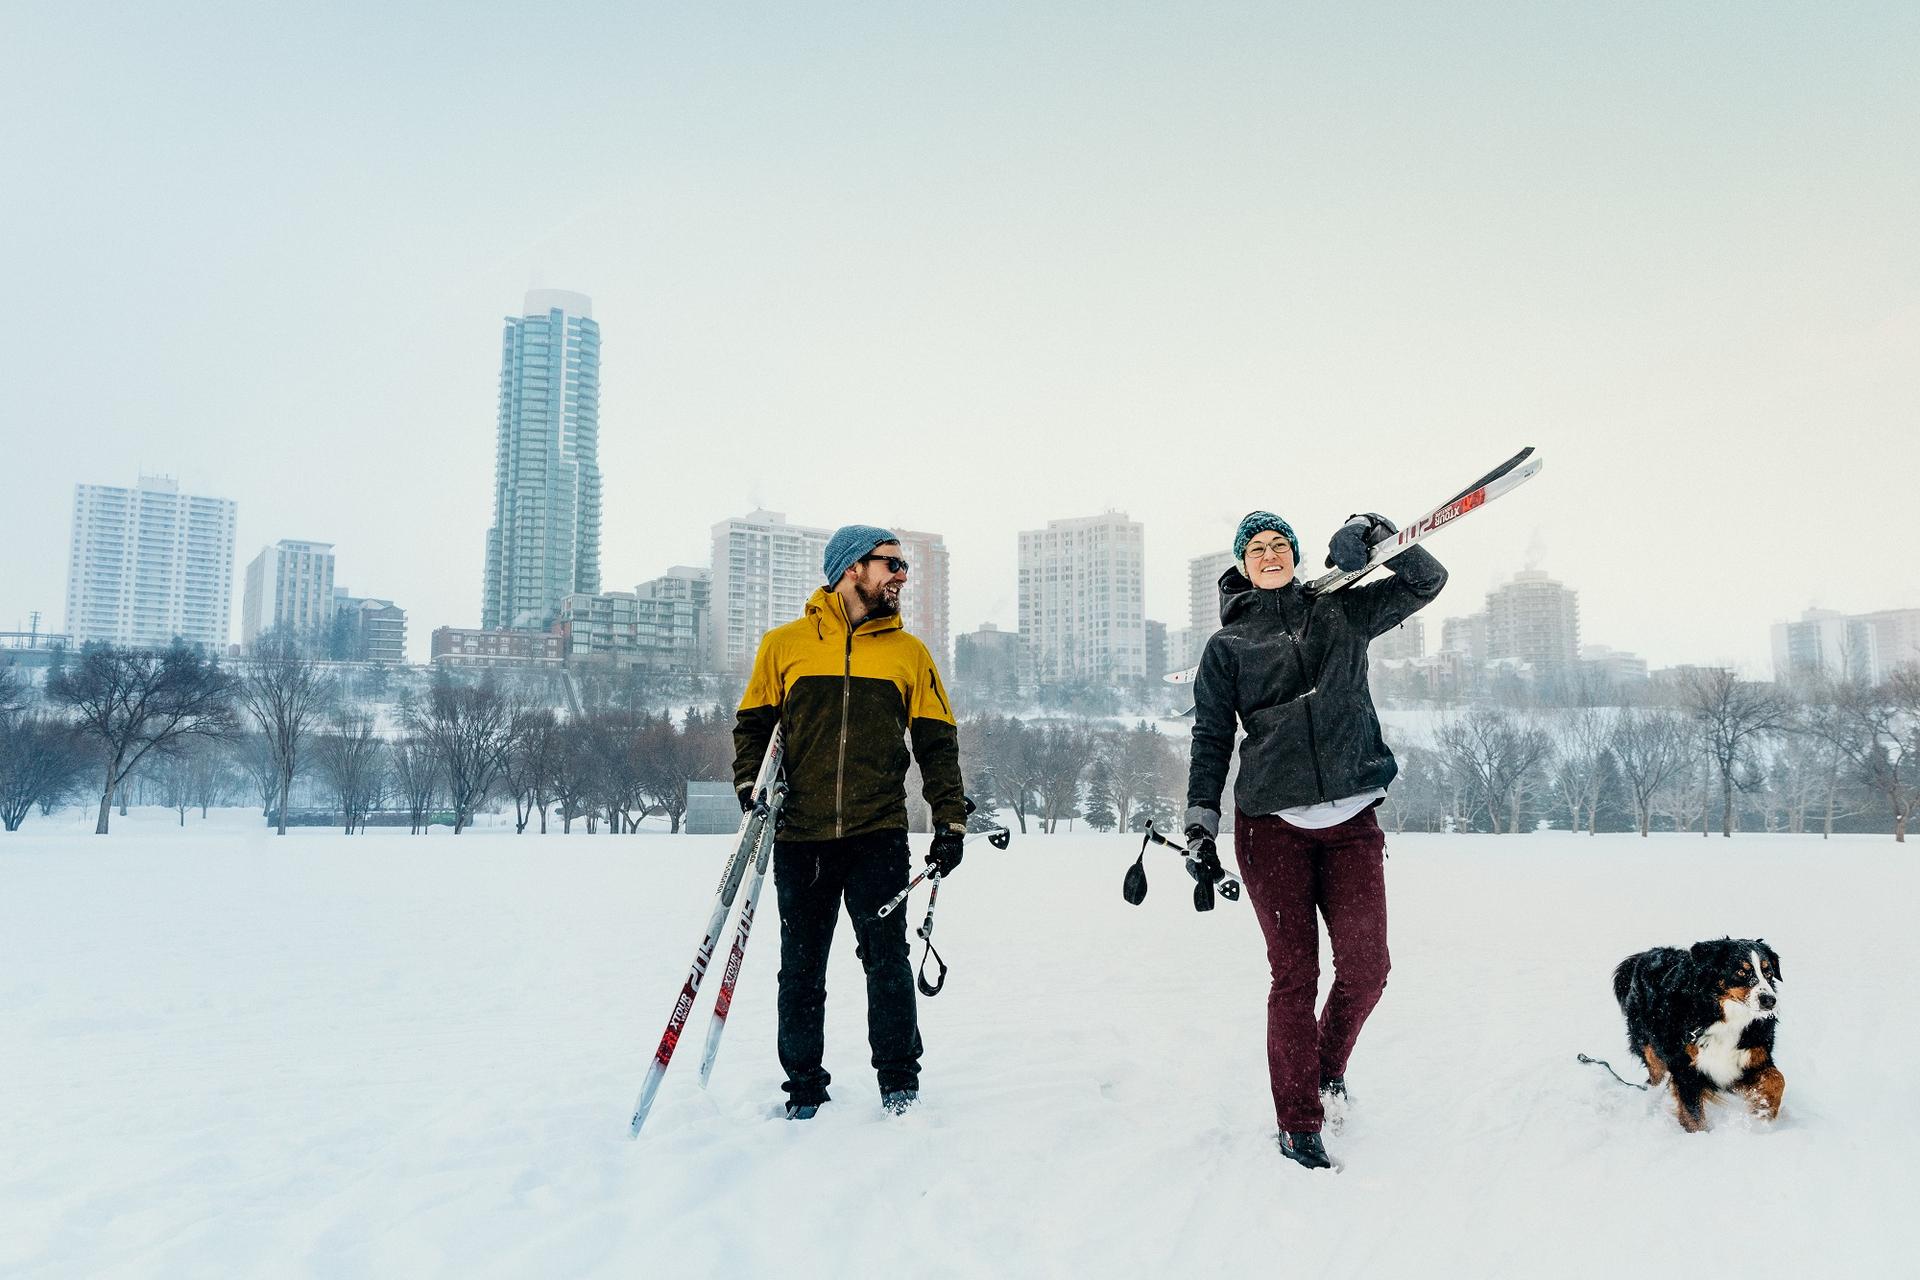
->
[[1234, 807, 1391, 1132]]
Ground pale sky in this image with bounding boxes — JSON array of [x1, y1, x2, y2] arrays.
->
[[4, 3, 1915, 672]]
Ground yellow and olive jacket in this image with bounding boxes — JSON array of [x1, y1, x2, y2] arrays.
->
[[733, 587, 965, 843]]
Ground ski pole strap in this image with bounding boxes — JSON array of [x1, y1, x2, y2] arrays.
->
[[1577, 1053, 1650, 1090], [915, 877, 947, 996]]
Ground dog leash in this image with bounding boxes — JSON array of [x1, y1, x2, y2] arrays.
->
[[1576, 1053, 1649, 1091]]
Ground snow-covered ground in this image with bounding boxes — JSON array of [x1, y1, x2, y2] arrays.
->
[[3, 808, 1912, 1278]]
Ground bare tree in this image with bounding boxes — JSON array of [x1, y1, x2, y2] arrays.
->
[[48, 645, 238, 834], [960, 714, 1044, 834], [234, 639, 333, 835], [187, 743, 234, 818], [1434, 709, 1553, 834], [0, 714, 92, 831], [1832, 672, 1920, 841], [0, 665, 26, 719], [1680, 667, 1794, 837], [1790, 679, 1876, 838], [635, 706, 731, 834], [1379, 740, 1448, 834], [579, 709, 646, 834], [498, 703, 554, 833], [389, 735, 443, 835], [1649, 736, 1713, 834], [150, 743, 202, 825], [408, 673, 513, 834], [547, 721, 596, 834], [229, 731, 280, 819], [315, 710, 386, 833], [1607, 707, 1692, 837], [1548, 706, 1615, 835], [1031, 722, 1097, 833], [1103, 722, 1175, 833]]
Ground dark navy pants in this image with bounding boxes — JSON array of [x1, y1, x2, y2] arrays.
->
[[773, 829, 923, 1104], [1234, 807, 1391, 1133]]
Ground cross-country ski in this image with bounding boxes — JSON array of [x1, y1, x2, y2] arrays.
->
[[1165, 446, 1542, 684]]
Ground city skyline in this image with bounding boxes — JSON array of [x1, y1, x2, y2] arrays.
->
[[4, 6, 1915, 675], [30, 463, 1920, 684]]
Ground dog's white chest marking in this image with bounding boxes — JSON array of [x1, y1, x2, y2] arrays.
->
[[1694, 1016, 1750, 1087]]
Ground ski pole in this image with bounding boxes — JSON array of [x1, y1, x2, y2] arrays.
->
[[874, 824, 1011, 919], [1122, 822, 1242, 911]]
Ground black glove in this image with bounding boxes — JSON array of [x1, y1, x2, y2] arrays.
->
[[1325, 512, 1397, 572], [738, 787, 756, 813], [928, 827, 965, 877], [1184, 827, 1223, 887]]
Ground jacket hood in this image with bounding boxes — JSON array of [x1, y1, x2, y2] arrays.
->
[[1217, 565, 1305, 626], [805, 586, 905, 637]]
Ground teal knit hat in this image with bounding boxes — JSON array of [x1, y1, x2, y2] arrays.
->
[[823, 523, 898, 584], [1233, 511, 1299, 564]]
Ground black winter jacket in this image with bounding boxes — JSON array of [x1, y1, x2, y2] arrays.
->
[[1185, 549, 1446, 836]]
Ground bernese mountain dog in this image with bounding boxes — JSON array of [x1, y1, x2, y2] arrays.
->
[[1611, 937, 1784, 1132]]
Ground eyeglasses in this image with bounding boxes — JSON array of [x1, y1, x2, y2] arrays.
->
[[1243, 539, 1292, 559], [860, 554, 910, 574]]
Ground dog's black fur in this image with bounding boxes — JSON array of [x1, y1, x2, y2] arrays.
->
[[1611, 937, 1784, 1131]]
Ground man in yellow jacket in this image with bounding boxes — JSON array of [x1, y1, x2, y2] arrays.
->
[[733, 524, 967, 1119]]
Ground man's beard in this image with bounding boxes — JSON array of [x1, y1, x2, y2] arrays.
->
[[854, 578, 899, 620]]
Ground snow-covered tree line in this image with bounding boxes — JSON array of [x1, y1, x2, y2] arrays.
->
[[950, 669, 1917, 841], [2, 648, 1915, 840], [1382, 668, 1917, 838], [0, 644, 736, 836]]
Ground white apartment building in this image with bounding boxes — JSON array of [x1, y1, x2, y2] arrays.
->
[[1188, 549, 1235, 639], [1018, 511, 1147, 684], [710, 510, 831, 672], [889, 528, 951, 666], [1484, 569, 1580, 673], [1164, 625, 1196, 675], [65, 475, 236, 652], [241, 540, 336, 648], [637, 566, 711, 673], [1771, 608, 1878, 685], [1853, 608, 1920, 682], [1372, 614, 1425, 662]]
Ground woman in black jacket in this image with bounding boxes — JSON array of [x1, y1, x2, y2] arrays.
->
[[1183, 510, 1446, 1170]]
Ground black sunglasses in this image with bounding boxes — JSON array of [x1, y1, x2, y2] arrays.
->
[[860, 554, 910, 574]]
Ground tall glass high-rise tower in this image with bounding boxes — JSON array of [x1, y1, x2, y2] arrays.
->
[[483, 290, 602, 630]]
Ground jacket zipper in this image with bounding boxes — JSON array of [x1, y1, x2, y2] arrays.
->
[[836, 617, 853, 839], [1276, 592, 1329, 803]]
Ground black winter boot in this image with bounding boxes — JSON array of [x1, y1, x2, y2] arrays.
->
[[1277, 1129, 1333, 1170], [881, 1089, 918, 1116]]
